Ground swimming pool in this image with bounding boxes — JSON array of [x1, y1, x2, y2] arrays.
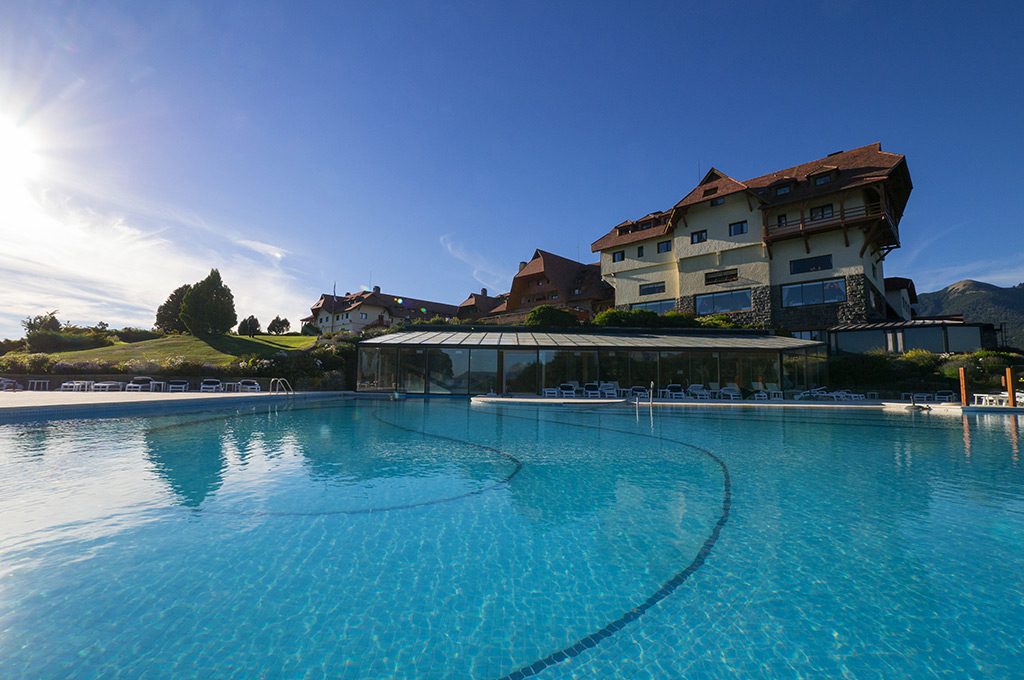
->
[[1, 400, 1022, 677]]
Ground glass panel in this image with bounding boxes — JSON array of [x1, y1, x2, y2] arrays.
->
[[501, 350, 539, 394], [659, 351, 689, 386], [782, 350, 806, 391], [399, 347, 427, 394], [468, 349, 498, 395], [904, 327, 945, 353], [427, 348, 469, 395], [946, 326, 981, 353], [836, 330, 886, 353], [696, 295, 715, 315], [822, 278, 846, 303], [718, 352, 742, 389], [629, 351, 659, 390], [540, 350, 574, 389], [746, 352, 781, 389], [598, 350, 630, 388], [802, 282, 824, 306], [689, 352, 719, 387], [356, 347, 398, 391], [782, 284, 803, 307]]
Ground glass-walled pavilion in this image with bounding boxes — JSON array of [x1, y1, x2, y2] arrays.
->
[[358, 330, 826, 397]]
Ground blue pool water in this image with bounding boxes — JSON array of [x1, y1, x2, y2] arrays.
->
[[1, 400, 1023, 678]]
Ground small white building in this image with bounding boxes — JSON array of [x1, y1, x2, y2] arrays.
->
[[303, 286, 459, 334]]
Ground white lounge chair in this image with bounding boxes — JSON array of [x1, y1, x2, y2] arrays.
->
[[664, 383, 686, 400], [765, 383, 784, 400], [558, 383, 576, 398], [583, 383, 602, 398], [125, 376, 154, 392], [630, 385, 650, 399], [0, 377, 24, 392], [200, 378, 222, 393], [542, 387, 559, 398], [688, 383, 710, 400], [167, 379, 189, 392], [92, 381, 123, 392], [933, 390, 957, 403], [719, 386, 742, 400], [238, 379, 261, 393], [599, 382, 618, 399]]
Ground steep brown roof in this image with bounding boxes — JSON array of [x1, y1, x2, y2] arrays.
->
[[590, 212, 673, 252], [458, 291, 505, 313], [311, 290, 458, 320], [884, 276, 918, 303], [592, 143, 908, 252]]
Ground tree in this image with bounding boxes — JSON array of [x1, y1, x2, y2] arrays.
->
[[22, 310, 61, 333], [179, 269, 237, 336], [155, 284, 192, 333], [238, 315, 261, 337], [301, 322, 320, 336], [523, 305, 578, 327], [267, 316, 290, 334]]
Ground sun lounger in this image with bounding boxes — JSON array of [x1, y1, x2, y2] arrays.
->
[[558, 383, 576, 398], [238, 379, 261, 393], [687, 383, 710, 399], [91, 381, 123, 392], [933, 390, 957, 403], [200, 378, 222, 393], [0, 377, 24, 392], [583, 383, 602, 398], [719, 386, 742, 400], [664, 383, 686, 400], [125, 376, 155, 392], [599, 382, 618, 399], [630, 385, 650, 399], [167, 380, 189, 392], [542, 387, 559, 398]]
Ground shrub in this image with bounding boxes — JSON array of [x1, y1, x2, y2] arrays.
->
[[696, 314, 739, 329], [592, 309, 634, 327], [523, 305, 578, 327], [25, 330, 113, 353], [0, 338, 24, 356], [113, 327, 162, 343], [317, 370, 349, 390], [301, 322, 320, 336]]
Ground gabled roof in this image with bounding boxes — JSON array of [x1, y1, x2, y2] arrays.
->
[[458, 291, 505, 313], [592, 143, 909, 252], [311, 290, 458, 319], [884, 276, 918, 303], [672, 168, 751, 209]]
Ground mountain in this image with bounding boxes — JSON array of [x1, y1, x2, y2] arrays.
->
[[915, 280, 1024, 349]]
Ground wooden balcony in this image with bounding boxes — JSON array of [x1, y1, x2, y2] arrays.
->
[[765, 203, 897, 247]]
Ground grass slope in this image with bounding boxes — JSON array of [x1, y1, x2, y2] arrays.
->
[[916, 280, 1024, 349], [50, 334, 316, 367]]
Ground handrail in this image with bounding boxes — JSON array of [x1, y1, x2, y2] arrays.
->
[[269, 377, 294, 395], [767, 203, 889, 237]]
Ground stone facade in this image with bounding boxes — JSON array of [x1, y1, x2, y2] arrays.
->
[[676, 274, 886, 331]]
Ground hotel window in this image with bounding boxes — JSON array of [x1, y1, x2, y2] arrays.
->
[[782, 277, 847, 307], [809, 204, 834, 220], [572, 287, 581, 295], [704, 269, 739, 285], [695, 289, 752, 314], [637, 245, 644, 258], [775, 185, 791, 196], [814, 174, 832, 186], [789, 254, 833, 275], [639, 281, 666, 296], [657, 240, 672, 253], [612, 250, 625, 262], [728, 221, 748, 236], [359, 312, 368, 320], [550, 293, 559, 300], [691, 230, 708, 244], [709, 197, 725, 206], [777, 214, 788, 227]]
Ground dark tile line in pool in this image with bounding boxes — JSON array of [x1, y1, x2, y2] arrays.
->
[[454, 408, 733, 680], [181, 411, 523, 518]]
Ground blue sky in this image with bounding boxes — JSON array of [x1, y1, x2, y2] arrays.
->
[[0, 1, 1021, 339]]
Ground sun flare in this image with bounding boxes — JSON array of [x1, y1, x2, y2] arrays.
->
[[0, 118, 42, 187]]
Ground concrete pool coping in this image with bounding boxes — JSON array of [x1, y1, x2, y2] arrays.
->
[[470, 395, 967, 413], [0, 391, 354, 422]]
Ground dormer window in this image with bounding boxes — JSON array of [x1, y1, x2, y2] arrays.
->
[[702, 187, 718, 197], [775, 185, 791, 196], [814, 174, 832, 186]]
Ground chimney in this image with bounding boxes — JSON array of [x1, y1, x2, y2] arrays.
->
[[518, 261, 527, 272], [372, 285, 381, 294], [481, 287, 487, 296]]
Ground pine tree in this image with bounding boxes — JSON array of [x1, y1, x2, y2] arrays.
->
[[155, 284, 192, 333], [179, 269, 237, 336]]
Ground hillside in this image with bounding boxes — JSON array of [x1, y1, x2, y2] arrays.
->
[[915, 280, 1024, 349], [48, 334, 316, 367]]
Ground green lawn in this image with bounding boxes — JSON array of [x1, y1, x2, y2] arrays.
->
[[50, 334, 316, 367]]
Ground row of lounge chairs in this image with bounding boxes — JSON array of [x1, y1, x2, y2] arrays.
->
[[55, 377, 263, 393], [540, 381, 779, 400]]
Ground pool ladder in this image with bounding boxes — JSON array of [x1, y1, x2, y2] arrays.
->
[[269, 378, 294, 395]]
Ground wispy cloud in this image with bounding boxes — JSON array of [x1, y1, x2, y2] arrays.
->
[[439, 234, 513, 292], [0, 182, 314, 338]]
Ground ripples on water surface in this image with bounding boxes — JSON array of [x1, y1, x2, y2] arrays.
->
[[0, 400, 1022, 678]]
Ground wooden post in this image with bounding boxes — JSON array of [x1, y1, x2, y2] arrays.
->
[[1008, 367, 1017, 408], [959, 366, 968, 406]]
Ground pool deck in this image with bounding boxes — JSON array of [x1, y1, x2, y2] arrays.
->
[[471, 395, 967, 413], [0, 390, 353, 422]]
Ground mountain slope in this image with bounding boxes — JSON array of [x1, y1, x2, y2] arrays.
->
[[916, 280, 1024, 349]]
